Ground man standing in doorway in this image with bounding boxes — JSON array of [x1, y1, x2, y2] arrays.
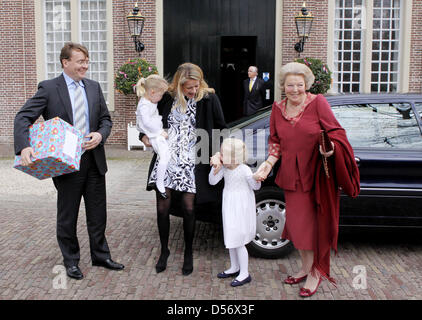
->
[[243, 66, 266, 116], [14, 42, 124, 280]]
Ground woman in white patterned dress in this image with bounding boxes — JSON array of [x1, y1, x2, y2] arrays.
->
[[140, 63, 227, 276]]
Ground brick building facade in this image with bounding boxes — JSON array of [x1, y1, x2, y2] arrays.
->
[[1, 0, 421, 147]]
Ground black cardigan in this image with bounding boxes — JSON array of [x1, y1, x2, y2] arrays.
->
[[140, 92, 227, 204]]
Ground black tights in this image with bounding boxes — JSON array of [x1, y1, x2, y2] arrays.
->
[[156, 189, 196, 255]]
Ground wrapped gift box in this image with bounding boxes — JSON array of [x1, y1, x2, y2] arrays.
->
[[14, 117, 84, 180]]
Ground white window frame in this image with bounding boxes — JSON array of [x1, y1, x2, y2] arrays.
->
[[34, 0, 114, 111], [370, 0, 402, 93], [328, 0, 412, 94], [332, 0, 365, 93]]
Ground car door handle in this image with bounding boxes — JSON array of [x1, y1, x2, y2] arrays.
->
[[355, 157, 361, 166]]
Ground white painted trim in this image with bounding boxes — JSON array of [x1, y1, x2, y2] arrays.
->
[[362, 0, 373, 93], [106, 0, 114, 111], [156, 0, 164, 76], [274, 0, 282, 101], [70, 0, 79, 43], [327, 0, 335, 93], [35, 1, 45, 84]]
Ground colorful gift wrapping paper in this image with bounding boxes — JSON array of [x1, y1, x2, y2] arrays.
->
[[14, 117, 84, 180]]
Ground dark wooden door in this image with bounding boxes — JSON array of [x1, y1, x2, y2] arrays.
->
[[163, 0, 276, 122]]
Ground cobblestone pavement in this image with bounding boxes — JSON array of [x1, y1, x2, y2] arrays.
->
[[0, 146, 421, 300]]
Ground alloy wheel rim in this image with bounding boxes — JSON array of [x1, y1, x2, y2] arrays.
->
[[254, 198, 290, 250]]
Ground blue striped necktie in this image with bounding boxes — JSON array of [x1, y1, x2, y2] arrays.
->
[[73, 81, 87, 137]]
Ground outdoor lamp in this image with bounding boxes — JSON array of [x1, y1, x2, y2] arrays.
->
[[127, 2, 146, 54], [294, 2, 314, 56]]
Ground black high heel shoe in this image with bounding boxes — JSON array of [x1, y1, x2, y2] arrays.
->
[[148, 184, 168, 199], [158, 191, 168, 199], [182, 252, 193, 276], [155, 249, 170, 273]]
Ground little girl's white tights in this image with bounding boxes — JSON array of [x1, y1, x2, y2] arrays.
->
[[225, 245, 249, 281]]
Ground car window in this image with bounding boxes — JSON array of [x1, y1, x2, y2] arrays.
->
[[231, 111, 271, 168], [331, 103, 422, 149], [240, 125, 269, 168]]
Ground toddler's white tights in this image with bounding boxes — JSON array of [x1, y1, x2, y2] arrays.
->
[[155, 160, 167, 193], [225, 245, 249, 281]]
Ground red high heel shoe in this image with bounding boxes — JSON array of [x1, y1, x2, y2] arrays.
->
[[284, 275, 307, 285], [299, 277, 322, 298]]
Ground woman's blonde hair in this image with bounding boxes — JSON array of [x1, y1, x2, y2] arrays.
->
[[221, 138, 248, 165], [168, 62, 215, 113], [135, 74, 168, 98], [279, 62, 315, 93]]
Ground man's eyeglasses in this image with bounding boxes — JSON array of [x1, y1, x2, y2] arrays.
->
[[76, 60, 89, 66]]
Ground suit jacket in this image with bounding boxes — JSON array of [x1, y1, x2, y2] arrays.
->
[[141, 92, 227, 204], [268, 94, 343, 192], [14, 74, 112, 175], [243, 77, 266, 116]]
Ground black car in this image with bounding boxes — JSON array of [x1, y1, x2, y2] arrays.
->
[[174, 93, 422, 259]]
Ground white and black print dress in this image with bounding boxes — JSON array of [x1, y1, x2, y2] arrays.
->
[[148, 98, 197, 193]]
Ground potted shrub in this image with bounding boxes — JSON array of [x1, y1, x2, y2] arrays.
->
[[295, 57, 332, 94], [115, 58, 159, 95]]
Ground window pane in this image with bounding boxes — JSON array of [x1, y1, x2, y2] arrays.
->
[[381, 52, 389, 60], [373, 41, 380, 50], [381, 73, 388, 82], [344, 52, 351, 60], [371, 84, 379, 92], [344, 63, 351, 71], [44, 0, 71, 79], [344, 73, 351, 82], [371, 74, 379, 82], [370, 0, 401, 93], [372, 52, 379, 60], [391, 63, 398, 71], [333, 0, 364, 93], [353, 63, 360, 71], [352, 84, 360, 92], [390, 73, 398, 82], [372, 63, 379, 71], [343, 83, 350, 92], [352, 73, 360, 81], [80, 0, 109, 102], [382, 42, 390, 50], [382, 20, 390, 29], [353, 41, 361, 50]]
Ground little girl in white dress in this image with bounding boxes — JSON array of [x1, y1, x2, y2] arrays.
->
[[209, 138, 261, 287], [135, 75, 169, 199]]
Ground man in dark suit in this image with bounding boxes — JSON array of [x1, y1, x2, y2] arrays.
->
[[243, 66, 267, 116], [14, 42, 124, 280]]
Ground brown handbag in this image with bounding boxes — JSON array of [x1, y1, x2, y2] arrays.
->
[[319, 130, 333, 177]]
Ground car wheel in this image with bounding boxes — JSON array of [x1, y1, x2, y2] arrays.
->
[[247, 187, 293, 259]]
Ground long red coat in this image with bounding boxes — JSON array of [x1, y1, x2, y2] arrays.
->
[[269, 93, 360, 283]]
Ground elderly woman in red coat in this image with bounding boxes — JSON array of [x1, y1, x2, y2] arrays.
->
[[256, 62, 359, 297]]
